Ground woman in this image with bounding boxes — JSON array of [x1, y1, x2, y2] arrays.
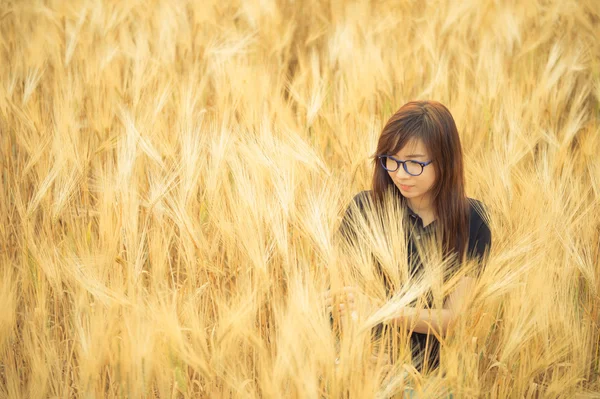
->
[[326, 100, 492, 373]]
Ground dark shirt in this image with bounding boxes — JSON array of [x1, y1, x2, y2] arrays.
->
[[336, 190, 492, 371]]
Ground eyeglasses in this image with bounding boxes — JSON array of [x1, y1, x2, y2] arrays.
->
[[378, 155, 433, 176]]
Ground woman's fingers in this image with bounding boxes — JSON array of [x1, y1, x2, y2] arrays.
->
[[323, 286, 362, 314], [327, 303, 351, 314]]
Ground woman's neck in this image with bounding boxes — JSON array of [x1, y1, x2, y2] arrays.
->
[[407, 197, 436, 225]]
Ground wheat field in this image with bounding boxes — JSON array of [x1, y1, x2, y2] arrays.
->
[[1, 0, 599, 397]]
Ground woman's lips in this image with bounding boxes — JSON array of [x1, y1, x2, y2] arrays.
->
[[399, 184, 413, 191]]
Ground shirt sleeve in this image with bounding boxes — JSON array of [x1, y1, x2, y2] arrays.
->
[[473, 221, 491, 257], [336, 191, 368, 247], [336, 191, 392, 295], [333, 192, 390, 335], [330, 193, 367, 327], [469, 221, 492, 277]]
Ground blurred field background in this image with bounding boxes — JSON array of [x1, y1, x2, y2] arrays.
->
[[1, 0, 599, 397]]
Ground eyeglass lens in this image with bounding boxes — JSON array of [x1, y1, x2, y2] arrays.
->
[[382, 157, 423, 176]]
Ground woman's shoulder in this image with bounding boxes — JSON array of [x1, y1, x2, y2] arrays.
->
[[351, 190, 373, 203], [346, 190, 380, 219], [466, 197, 491, 228], [344, 190, 373, 214], [338, 191, 374, 238], [465, 197, 492, 264]]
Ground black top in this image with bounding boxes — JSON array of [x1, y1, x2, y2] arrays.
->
[[336, 190, 492, 371]]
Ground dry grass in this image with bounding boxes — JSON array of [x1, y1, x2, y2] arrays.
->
[[1, 0, 599, 397]]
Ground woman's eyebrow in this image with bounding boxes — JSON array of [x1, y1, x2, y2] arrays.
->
[[405, 154, 426, 158]]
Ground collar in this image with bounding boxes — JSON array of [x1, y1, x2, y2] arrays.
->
[[406, 204, 419, 219], [405, 204, 437, 230]]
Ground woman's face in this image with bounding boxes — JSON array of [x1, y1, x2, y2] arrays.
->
[[388, 138, 436, 206]]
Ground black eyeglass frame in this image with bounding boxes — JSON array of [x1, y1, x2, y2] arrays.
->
[[377, 155, 433, 176]]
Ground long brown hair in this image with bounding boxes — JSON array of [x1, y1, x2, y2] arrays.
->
[[371, 100, 469, 260]]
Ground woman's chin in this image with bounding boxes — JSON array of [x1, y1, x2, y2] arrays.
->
[[397, 187, 418, 197]]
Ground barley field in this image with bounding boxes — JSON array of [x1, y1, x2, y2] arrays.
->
[[1, 0, 599, 397]]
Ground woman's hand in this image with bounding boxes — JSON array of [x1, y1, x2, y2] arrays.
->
[[322, 286, 358, 319], [323, 286, 381, 321]]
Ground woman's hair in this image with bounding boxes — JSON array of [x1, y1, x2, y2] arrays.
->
[[371, 100, 469, 260]]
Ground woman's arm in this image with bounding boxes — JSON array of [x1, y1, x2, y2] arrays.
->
[[390, 275, 476, 335], [391, 307, 452, 335], [395, 215, 492, 335]]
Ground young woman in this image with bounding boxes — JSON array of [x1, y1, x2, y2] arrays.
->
[[326, 100, 492, 373]]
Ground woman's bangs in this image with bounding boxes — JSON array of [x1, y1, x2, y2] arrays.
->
[[386, 123, 429, 156]]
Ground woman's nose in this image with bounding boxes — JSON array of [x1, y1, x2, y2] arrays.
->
[[395, 165, 411, 178]]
